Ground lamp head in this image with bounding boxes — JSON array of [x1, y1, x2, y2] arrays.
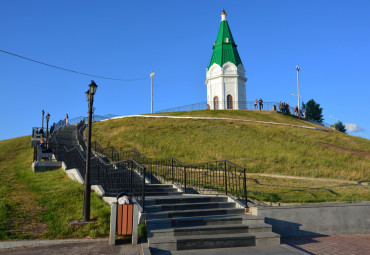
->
[[89, 80, 98, 95], [85, 90, 90, 101], [46, 113, 50, 121]]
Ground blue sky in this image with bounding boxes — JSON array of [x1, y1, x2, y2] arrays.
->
[[1, 0, 369, 140]]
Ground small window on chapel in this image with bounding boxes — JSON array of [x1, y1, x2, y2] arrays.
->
[[224, 38, 229, 43]]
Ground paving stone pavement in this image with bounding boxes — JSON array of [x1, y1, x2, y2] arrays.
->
[[282, 234, 370, 255], [0, 239, 142, 255], [1, 234, 369, 255]]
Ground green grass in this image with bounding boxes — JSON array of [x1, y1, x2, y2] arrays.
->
[[0, 136, 110, 240], [92, 110, 370, 182]]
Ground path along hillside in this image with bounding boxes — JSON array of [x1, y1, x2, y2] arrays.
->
[[91, 110, 370, 203]]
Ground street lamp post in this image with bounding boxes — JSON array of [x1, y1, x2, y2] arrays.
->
[[296, 66, 300, 118], [150, 71, 155, 114], [42, 110, 45, 129], [82, 80, 98, 222], [45, 113, 50, 145]]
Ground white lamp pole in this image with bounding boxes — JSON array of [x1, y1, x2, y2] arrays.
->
[[150, 71, 155, 114], [296, 66, 300, 117]]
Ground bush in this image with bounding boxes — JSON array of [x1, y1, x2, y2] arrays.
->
[[138, 224, 147, 238]]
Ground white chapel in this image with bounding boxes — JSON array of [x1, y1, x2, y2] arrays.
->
[[205, 10, 247, 110]]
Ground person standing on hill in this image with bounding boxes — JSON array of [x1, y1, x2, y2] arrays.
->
[[65, 114, 69, 125], [254, 99, 258, 109], [259, 98, 263, 110]]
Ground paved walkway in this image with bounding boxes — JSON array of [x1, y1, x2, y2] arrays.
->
[[282, 234, 370, 255], [1, 234, 369, 255]]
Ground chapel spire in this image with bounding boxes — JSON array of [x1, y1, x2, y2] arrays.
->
[[208, 10, 242, 69], [221, 9, 227, 21]]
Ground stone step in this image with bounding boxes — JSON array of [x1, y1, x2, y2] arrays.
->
[[148, 232, 280, 251], [148, 223, 273, 238], [146, 192, 183, 197], [146, 214, 264, 230], [145, 195, 228, 206], [146, 208, 245, 220], [146, 201, 236, 213], [146, 184, 175, 189], [145, 187, 179, 193]]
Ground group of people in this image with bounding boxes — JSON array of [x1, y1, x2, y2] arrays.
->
[[35, 127, 44, 135], [35, 113, 69, 155], [279, 102, 305, 118], [254, 98, 264, 110], [279, 102, 291, 115]]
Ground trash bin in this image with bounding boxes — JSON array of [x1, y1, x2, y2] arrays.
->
[[116, 193, 133, 235], [109, 192, 139, 245]]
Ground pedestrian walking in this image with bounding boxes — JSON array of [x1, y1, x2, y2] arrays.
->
[[65, 114, 69, 125], [259, 98, 263, 110]]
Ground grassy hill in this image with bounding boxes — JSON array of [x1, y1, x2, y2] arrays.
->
[[93, 110, 369, 182], [91, 110, 370, 203], [0, 136, 110, 240]]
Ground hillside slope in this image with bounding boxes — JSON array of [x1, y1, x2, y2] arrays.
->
[[93, 110, 369, 182], [0, 136, 110, 240]]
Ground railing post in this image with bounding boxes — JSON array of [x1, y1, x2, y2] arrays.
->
[[130, 162, 133, 194], [98, 163, 102, 183], [171, 158, 174, 184], [184, 166, 187, 194], [150, 162, 153, 184], [243, 168, 248, 209], [142, 167, 146, 213], [224, 161, 228, 195]]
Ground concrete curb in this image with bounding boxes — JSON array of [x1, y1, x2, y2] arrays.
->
[[0, 238, 108, 249], [141, 243, 151, 255]]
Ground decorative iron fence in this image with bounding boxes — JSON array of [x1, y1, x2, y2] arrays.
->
[[156, 101, 280, 113], [51, 114, 118, 135], [61, 140, 146, 211], [92, 143, 249, 208]]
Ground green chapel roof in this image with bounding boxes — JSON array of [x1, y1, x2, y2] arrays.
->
[[208, 10, 243, 69]]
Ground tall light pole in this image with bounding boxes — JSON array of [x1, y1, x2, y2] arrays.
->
[[42, 110, 45, 129], [150, 71, 155, 114], [296, 66, 300, 118], [83, 80, 98, 222]]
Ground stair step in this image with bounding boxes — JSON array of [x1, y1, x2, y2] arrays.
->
[[148, 232, 280, 251], [146, 201, 236, 213], [146, 208, 245, 220], [148, 223, 272, 238], [145, 195, 228, 206], [146, 184, 174, 189], [146, 192, 183, 196], [146, 214, 264, 230], [145, 187, 179, 192]]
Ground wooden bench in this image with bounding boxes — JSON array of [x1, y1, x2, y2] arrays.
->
[[37, 146, 52, 161]]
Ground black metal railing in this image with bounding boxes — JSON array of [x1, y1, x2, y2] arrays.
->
[[156, 101, 280, 113], [96, 144, 249, 208], [62, 141, 146, 212], [51, 114, 119, 135]]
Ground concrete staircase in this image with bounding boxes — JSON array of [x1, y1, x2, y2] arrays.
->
[[52, 125, 80, 161], [145, 184, 280, 253]]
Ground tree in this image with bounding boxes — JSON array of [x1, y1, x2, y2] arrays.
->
[[333, 121, 347, 133], [303, 99, 323, 122]]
